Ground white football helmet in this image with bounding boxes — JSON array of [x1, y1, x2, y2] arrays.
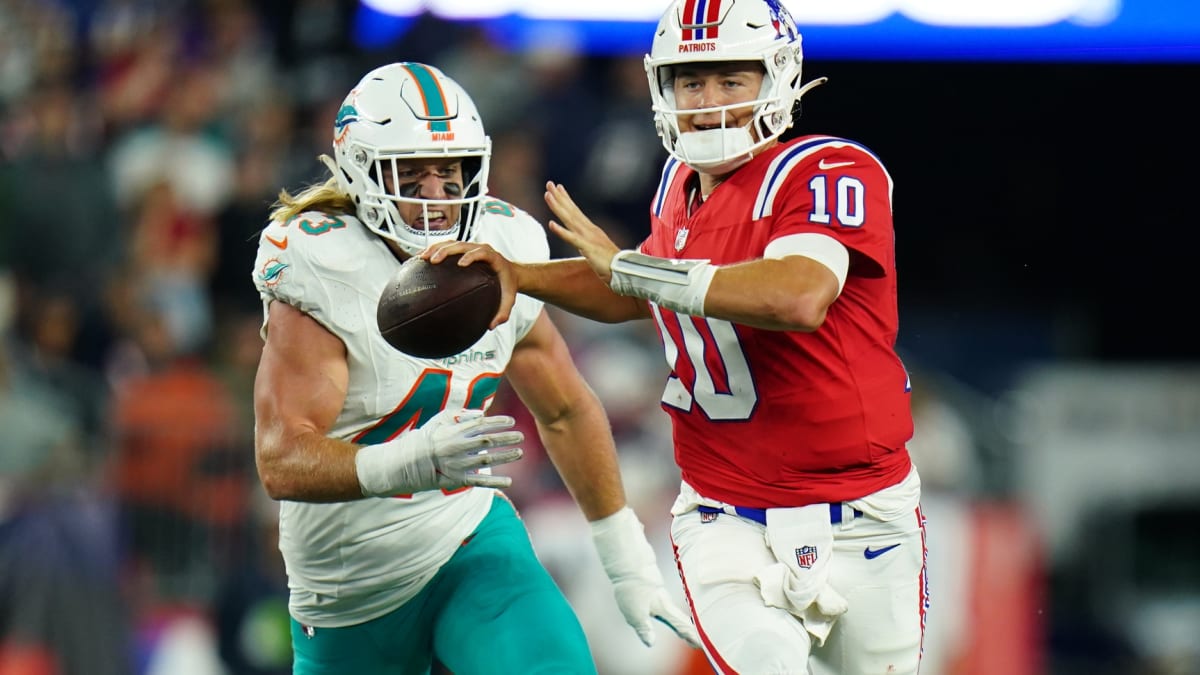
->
[[645, 0, 825, 174], [330, 62, 492, 256]]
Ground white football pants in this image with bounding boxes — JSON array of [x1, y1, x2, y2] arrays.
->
[[671, 483, 928, 675]]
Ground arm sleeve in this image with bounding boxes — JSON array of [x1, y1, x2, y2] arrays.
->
[[766, 144, 896, 279]]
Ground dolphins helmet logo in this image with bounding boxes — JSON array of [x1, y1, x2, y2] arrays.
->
[[334, 96, 360, 145]]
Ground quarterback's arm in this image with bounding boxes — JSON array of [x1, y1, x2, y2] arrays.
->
[[253, 299, 363, 502], [519, 258, 652, 324], [544, 182, 843, 331], [424, 243, 651, 326], [507, 310, 700, 649], [696, 253, 841, 331]]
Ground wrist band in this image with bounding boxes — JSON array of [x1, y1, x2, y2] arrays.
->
[[609, 250, 716, 316]]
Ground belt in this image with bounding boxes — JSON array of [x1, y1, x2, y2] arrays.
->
[[696, 503, 863, 526]]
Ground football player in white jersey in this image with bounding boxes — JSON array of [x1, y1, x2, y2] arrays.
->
[[250, 62, 699, 674]]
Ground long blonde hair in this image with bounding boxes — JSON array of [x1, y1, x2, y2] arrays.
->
[[268, 155, 357, 223]]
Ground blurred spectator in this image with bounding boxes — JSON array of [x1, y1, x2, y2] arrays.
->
[[576, 56, 665, 239], [436, 25, 530, 135], [0, 277, 85, 519], [488, 128, 550, 225], [91, 2, 186, 133], [107, 294, 248, 606], [0, 82, 122, 359], [213, 487, 290, 675], [213, 90, 312, 312], [269, 0, 358, 107], [5, 282, 110, 465], [108, 61, 237, 217], [200, 0, 278, 115], [0, 271, 131, 675], [519, 34, 604, 206], [908, 368, 982, 495], [0, 0, 75, 104], [126, 180, 219, 354]]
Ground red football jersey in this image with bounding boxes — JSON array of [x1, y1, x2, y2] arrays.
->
[[642, 135, 913, 507]]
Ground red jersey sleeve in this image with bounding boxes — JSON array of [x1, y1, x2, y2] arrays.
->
[[756, 138, 895, 278]]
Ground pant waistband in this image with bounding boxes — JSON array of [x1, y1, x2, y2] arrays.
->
[[696, 503, 863, 526]]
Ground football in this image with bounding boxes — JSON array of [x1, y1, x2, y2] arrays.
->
[[376, 254, 501, 359]]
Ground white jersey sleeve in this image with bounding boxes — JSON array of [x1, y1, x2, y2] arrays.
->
[[252, 210, 386, 341], [470, 198, 550, 343]]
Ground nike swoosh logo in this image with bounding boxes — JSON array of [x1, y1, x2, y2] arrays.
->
[[863, 544, 901, 560], [266, 234, 288, 250], [818, 159, 855, 170]]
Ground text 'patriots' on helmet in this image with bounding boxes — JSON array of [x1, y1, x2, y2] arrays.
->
[[330, 62, 493, 256], [645, 0, 827, 175]]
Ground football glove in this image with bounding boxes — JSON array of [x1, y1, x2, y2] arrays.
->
[[356, 408, 524, 496], [590, 506, 702, 649]]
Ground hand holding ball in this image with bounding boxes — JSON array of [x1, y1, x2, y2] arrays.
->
[[376, 254, 501, 359]]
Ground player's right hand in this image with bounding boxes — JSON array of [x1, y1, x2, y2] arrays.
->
[[543, 182, 620, 283], [355, 408, 524, 496], [422, 241, 519, 330]]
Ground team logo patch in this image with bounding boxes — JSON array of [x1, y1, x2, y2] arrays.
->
[[334, 101, 359, 145], [674, 227, 689, 251], [764, 0, 798, 41], [259, 258, 288, 287], [795, 545, 818, 569]]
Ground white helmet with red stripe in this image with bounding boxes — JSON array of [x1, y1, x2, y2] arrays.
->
[[645, 0, 824, 174], [330, 62, 492, 255]]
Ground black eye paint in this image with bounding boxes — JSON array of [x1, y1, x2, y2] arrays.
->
[[396, 180, 463, 198]]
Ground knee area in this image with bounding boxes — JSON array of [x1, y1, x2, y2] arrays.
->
[[720, 628, 811, 674]]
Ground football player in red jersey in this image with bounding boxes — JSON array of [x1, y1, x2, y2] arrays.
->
[[426, 0, 928, 672]]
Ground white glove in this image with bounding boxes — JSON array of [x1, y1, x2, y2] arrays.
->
[[590, 506, 702, 649], [355, 409, 524, 496]]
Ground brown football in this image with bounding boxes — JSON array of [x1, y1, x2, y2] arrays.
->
[[376, 254, 500, 359]]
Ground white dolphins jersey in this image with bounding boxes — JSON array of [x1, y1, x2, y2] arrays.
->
[[252, 201, 548, 627]]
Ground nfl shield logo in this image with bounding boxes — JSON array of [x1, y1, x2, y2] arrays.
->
[[700, 510, 718, 523], [674, 228, 689, 251], [795, 546, 818, 569]]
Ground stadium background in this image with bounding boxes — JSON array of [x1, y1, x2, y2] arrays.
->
[[1, 1, 1197, 674]]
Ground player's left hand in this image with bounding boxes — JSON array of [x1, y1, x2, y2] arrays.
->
[[543, 182, 621, 283], [590, 506, 702, 650]]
